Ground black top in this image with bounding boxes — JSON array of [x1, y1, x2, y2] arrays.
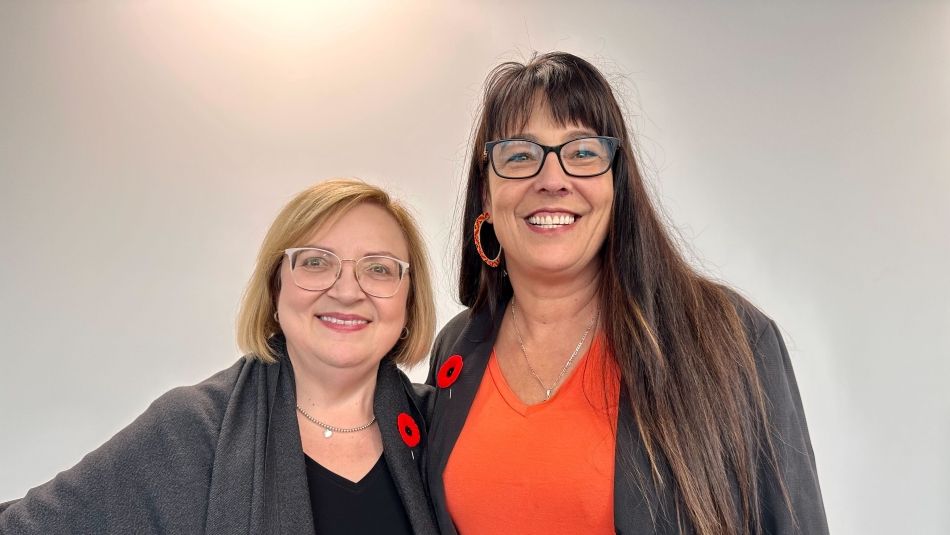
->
[[305, 454, 413, 535]]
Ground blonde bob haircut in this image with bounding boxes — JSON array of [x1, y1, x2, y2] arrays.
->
[[236, 178, 435, 367]]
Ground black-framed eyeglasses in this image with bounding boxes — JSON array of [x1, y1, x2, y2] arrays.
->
[[484, 136, 620, 179], [283, 248, 410, 298]]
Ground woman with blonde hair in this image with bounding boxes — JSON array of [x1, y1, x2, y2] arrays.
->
[[1, 179, 439, 534]]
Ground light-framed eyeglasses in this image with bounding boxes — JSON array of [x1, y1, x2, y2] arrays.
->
[[484, 136, 620, 179], [283, 247, 410, 298]]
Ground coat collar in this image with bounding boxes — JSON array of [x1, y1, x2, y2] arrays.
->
[[425, 299, 507, 534], [375, 358, 438, 534], [262, 336, 438, 534]]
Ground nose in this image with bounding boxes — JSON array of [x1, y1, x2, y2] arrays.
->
[[534, 151, 571, 196], [325, 261, 365, 302]]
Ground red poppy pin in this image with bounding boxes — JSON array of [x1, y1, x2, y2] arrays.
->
[[437, 354, 463, 397], [397, 412, 421, 451]]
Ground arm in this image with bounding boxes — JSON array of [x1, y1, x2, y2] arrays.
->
[[753, 319, 829, 535], [0, 383, 226, 535]]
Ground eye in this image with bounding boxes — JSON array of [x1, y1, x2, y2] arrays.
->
[[570, 149, 599, 159], [360, 257, 400, 280], [506, 151, 539, 163], [495, 141, 541, 166], [296, 252, 334, 271], [302, 257, 326, 267], [367, 263, 392, 275], [563, 138, 608, 162]]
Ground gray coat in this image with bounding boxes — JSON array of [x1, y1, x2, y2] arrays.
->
[[424, 294, 828, 534], [0, 337, 439, 534]]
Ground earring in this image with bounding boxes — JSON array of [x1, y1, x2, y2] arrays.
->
[[273, 311, 279, 323], [400, 327, 410, 340], [473, 212, 502, 268]]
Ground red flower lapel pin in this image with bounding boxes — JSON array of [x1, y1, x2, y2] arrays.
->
[[397, 412, 420, 459], [437, 354, 463, 398]]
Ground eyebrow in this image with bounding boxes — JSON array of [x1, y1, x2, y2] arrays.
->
[[506, 128, 599, 143], [301, 245, 403, 258]]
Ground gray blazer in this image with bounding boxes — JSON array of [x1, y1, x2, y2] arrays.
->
[[424, 294, 828, 534], [0, 336, 439, 534]]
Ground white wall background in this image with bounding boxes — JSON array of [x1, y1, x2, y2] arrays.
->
[[1, 1, 948, 533]]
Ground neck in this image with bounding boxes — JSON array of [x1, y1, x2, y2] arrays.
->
[[505, 260, 601, 328], [287, 348, 379, 423]]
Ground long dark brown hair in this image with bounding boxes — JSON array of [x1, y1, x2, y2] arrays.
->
[[459, 52, 791, 535]]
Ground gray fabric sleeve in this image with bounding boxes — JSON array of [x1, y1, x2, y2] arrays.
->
[[0, 383, 226, 535], [753, 319, 830, 535]]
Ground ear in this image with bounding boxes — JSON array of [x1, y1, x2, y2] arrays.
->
[[481, 185, 493, 222], [271, 260, 284, 303]]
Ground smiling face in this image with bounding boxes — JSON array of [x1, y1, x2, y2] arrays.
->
[[276, 202, 410, 374], [484, 102, 614, 281]]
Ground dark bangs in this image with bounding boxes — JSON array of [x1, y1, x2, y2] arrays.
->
[[481, 53, 626, 142]]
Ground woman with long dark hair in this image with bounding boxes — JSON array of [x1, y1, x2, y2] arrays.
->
[[425, 52, 828, 534]]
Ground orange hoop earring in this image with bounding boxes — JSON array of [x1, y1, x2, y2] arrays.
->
[[473, 212, 502, 268]]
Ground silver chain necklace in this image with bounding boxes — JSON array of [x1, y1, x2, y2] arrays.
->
[[510, 297, 599, 401], [296, 404, 377, 439]]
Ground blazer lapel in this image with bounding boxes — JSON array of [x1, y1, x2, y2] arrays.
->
[[262, 353, 317, 535], [426, 302, 506, 534], [375, 360, 438, 534]]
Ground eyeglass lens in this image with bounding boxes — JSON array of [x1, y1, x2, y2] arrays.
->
[[290, 249, 406, 297], [491, 137, 615, 178]]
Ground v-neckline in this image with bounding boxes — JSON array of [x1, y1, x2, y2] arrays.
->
[[488, 337, 597, 416], [305, 453, 385, 489]]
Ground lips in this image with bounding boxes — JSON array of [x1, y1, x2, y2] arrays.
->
[[317, 313, 370, 331], [318, 316, 368, 326], [525, 210, 578, 229]]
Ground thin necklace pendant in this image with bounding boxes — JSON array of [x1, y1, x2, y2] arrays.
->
[[323, 428, 333, 439], [511, 297, 599, 402]]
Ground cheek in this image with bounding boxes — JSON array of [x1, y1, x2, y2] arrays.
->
[[589, 178, 615, 213], [277, 271, 320, 316], [384, 292, 409, 324], [375, 292, 410, 339], [487, 184, 523, 236], [485, 178, 516, 215]]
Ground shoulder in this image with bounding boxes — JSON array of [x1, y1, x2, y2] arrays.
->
[[431, 304, 500, 359], [723, 287, 775, 344], [434, 308, 476, 348], [426, 308, 477, 385], [0, 358, 256, 533], [722, 288, 797, 393], [379, 359, 435, 419], [143, 357, 250, 434], [95, 358, 254, 469]]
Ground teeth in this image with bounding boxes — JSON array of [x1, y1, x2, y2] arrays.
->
[[319, 316, 368, 326], [527, 214, 575, 227]]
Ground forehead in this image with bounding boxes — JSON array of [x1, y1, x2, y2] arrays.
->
[[304, 202, 409, 258], [490, 93, 600, 140], [510, 103, 597, 141], [496, 98, 598, 141]]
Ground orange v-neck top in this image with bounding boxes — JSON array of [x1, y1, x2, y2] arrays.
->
[[443, 336, 621, 534]]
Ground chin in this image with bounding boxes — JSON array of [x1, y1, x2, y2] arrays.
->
[[319, 352, 381, 370], [525, 256, 589, 274]]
